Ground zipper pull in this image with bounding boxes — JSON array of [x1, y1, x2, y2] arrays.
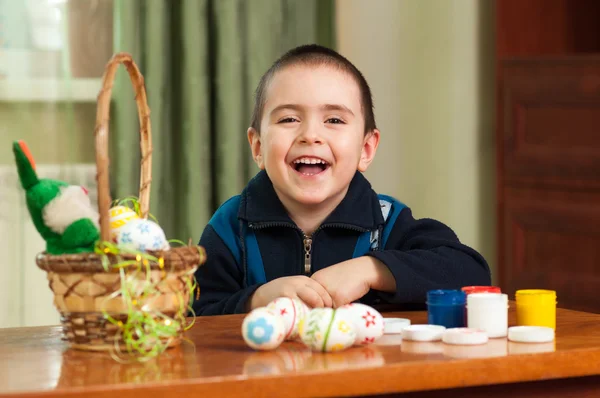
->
[[303, 235, 312, 275]]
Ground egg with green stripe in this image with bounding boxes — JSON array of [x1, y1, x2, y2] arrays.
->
[[299, 308, 357, 352]]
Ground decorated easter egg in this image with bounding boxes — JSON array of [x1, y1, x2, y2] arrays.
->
[[343, 303, 385, 345], [267, 297, 310, 340], [109, 206, 139, 241], [242, 308, 286, 350], [299, 308, 356, 352], [117, 218, 170, 252]]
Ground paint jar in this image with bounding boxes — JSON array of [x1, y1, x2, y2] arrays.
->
[[467, 293, 509, 338], [462, 286, 501, 295], [516, 290, 557, 329], [462, 286, 502, 324], [427, 290, 466, 328]]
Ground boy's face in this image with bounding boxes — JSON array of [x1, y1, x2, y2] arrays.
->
[[248, 65, 379, 209]]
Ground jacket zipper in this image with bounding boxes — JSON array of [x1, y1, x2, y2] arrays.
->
[[249, 221, 369, 275], [303, 234, 312, 275]]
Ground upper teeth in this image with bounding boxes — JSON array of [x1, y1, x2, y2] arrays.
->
[[293, 157, 327, 165]]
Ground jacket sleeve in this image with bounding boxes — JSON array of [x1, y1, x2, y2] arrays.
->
[[366, 207, 491, 304], [192, 224, 261, 315]]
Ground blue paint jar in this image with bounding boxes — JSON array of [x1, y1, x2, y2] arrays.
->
[[427, 289, 466, 328]]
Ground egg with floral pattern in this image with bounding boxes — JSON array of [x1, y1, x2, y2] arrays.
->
[[267, 297, 310, 340], [116, 219, 170, 252], [343, 303, 385, 345], [242, 308, 286, 350], [299, 308, 356, 352]]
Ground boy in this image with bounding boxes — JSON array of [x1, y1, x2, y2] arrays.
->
[[192, 44, 491, 315]]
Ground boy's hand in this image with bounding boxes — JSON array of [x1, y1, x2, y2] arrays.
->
[[311, 257, 396, 307], [248, 276, 333, 311]]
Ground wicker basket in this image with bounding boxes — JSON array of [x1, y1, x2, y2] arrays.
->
[[35, 52, 205, 352]]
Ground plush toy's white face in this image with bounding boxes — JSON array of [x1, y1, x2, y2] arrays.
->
[[42, 185, 99, 234]]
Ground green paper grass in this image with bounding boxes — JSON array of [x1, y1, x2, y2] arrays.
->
[[93, 199, 201, 363]]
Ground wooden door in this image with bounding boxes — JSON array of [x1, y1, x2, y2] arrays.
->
[[496, 0, 600, 313], [498, 58, 600, 312]]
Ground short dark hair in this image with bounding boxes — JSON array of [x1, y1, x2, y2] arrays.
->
[[250, 44, 376, 135]]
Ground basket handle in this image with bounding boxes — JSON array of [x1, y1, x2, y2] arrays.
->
[[95, 52, 153, 242]]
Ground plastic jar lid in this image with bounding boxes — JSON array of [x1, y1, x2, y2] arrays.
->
[[427, 289, 466, 306], [462, 286, 501, 295], [402, 324, 446, 341], [467, 292, 508, 306], [442, 328, 488, 345], [508, 326, 555, 343], [383, 318, 411, 334], [515, 289, 556, 297], [515, 289, 556, 305]]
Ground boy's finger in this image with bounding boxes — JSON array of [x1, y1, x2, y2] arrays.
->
[[305, 280, 333, 308], [297, 286, 324, 308]]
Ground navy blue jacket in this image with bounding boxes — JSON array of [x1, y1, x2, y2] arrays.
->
[[192, 170, 491, 315]]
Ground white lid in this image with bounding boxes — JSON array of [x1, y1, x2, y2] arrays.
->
[[467, 293, 508, 306], [442, 328, 488, 345], [401, 324, 446, 341], [383, 318, 411, 334], [508, 326, 555, 343]]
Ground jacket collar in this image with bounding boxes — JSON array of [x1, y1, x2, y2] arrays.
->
[[239, 170, 384, 230]]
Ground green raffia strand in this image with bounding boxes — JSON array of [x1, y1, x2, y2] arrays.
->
[[165, 239, 202, 308], [168, 239, 187, 245], [94, 240, 200, 362]]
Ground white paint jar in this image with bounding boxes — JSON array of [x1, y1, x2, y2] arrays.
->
[[466, 293, 508, 338]]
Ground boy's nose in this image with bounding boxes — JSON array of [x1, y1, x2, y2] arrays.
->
[[298, 126, 323, 145]]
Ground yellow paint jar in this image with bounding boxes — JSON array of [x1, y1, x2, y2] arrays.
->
[[515, 290, 557, 329]]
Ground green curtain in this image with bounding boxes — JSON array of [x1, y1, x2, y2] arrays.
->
[[110, 0, 335, 243]]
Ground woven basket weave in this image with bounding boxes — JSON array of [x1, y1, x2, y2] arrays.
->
[[34, 52, 205, 352]]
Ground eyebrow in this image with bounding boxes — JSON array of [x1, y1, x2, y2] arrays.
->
[[270, 104, 355, 116]]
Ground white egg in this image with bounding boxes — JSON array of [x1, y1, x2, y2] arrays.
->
[[116, 218, 170, 252], [242, 308, 285, 350], [267, 297, 310, 340], [108, 205, 139, 242], [342, 303, 385, 345], [299, 308, 356, 352]]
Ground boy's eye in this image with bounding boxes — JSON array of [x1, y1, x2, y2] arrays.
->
[[278, 117, 299, 123], [326, 118, 345, 124]]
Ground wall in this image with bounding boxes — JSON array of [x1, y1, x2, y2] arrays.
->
[[336, 0, 496, 278]]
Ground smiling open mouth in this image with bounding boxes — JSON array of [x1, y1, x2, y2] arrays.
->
[[291, 157, 330, 176]]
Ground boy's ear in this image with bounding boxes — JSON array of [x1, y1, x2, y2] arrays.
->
[[247, 127, 265, 170], [358, 129, 380, 172]]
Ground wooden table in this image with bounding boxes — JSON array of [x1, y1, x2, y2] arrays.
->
[[1, 306, 600, 398]]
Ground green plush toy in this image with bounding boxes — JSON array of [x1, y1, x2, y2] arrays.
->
[[13, 140, 100, 255]]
